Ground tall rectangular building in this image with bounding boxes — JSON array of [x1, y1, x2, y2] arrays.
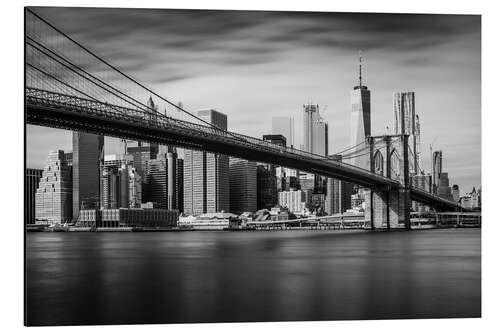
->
[[35, 150, 73, 224], [176, 158, 184, 213], [393, 91, 419, 174], [26, 168, 43, 225], [183, 110, 230, 215], [303, 103, 328, 156], [229, 157, 257, 214], [166, 147, 178, 210], [72, 132, 104, 219], [257, 164, 278, 210], [432, 150, 443, 193], [147, 157, 168, 209]]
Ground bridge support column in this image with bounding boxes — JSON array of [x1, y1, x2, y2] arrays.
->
[[398, 188, 411, 229], [367, 187, 404, 230]]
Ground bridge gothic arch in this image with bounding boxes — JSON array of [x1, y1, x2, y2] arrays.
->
[[389, 148, 401, 182], [373, 149, 384, 176]]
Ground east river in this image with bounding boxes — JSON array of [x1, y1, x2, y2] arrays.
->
[[25, 228, 481, 326]]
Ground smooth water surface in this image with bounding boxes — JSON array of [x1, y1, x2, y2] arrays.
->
[[26, 229, 481, 325]]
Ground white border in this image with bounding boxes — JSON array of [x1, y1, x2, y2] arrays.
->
[[1, 0, 498, 332]]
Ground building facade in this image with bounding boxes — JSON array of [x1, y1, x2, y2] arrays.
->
[[167, 147, 178, 210], [278, 189, 312, 214], [432, 150, 443, 193], [147, 157, 168, 209], [72, 132, 104, 219], [257, 164, 278, 210], [35, 150, 73, 224], [26, 168, 43, 225], [176, 158, 184, 213], [183, 109, 230, 215], [79, 208, 179, 228], [229, 157, 257, 214], [100, 154, 132, 209]]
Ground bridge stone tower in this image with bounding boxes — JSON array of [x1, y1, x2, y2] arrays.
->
[[365, 134, 411, 230]]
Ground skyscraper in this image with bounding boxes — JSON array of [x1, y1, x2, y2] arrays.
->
[[35, 150, 72, 224], [303, 103, 328, 156], [72, 132, 104, 219], [393, 91, 419, 173], [176, 158, 184, 213], [229, 157, 257, 214], [26, 168, 43, 225], [415, 114, 422, 170], [184, 109, 230, 215], [167, 146, 178, 210], [432, 150, 443, 193], [350, 54, 371, 169], [271, 117, 294, 147], [302, 103, 328, 207]]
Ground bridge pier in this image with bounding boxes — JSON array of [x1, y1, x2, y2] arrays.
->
[[365, 187, 411, 230]]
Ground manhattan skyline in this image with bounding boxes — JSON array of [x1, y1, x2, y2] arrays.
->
[[26, 8, 481, 191]]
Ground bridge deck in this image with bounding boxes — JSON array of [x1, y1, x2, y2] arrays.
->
[[26, 88, 460, 210]]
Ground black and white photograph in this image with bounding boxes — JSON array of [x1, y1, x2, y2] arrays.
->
[[12, 1, 491, 329]]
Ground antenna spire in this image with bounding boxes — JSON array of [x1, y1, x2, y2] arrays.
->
[[358, 50, 363, 88]]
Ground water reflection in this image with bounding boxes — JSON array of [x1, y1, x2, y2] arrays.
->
[[26, 229, 481, 326]]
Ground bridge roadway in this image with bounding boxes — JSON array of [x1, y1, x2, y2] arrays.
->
[[26, 87, 460, 210]]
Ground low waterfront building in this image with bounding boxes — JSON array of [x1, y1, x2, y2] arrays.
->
[[79, 208, 179, 228], [460, 187, 481, 210], [178, 212, 238, 230]]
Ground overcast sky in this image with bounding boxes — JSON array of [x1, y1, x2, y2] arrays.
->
[[26, 7, 481, 192]]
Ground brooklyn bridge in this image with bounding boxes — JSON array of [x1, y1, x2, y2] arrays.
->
[[25, 8, 465, 230]]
